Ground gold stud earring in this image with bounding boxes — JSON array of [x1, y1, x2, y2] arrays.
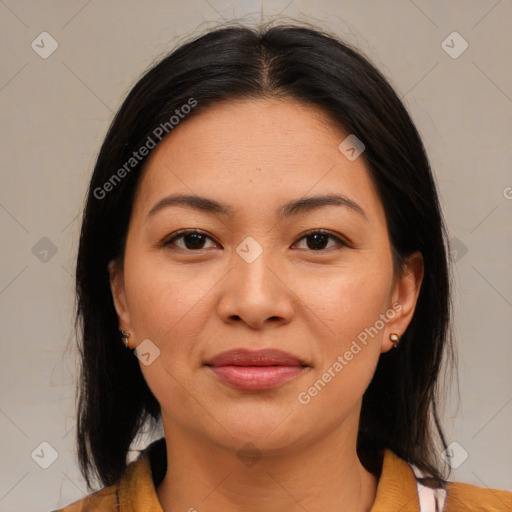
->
[[389, 333, 400, 348], [120, 330, 131, 348]]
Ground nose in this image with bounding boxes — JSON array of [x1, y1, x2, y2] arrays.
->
[[216, 247, 295, 330]]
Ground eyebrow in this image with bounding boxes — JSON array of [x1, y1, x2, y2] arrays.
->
[[146, 193, 367, 221]]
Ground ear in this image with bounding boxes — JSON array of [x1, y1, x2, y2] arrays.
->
[[108, 259, 133, 342], [381, 251, 424, 353]]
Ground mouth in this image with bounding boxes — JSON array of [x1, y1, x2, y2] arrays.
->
[[204, 348, 310, 391]]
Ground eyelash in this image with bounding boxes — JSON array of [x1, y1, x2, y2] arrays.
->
[[161, 229, 349, 252]]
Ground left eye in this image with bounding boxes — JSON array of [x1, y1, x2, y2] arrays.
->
[[293, 230, 346, 251], [162, 229, 346, 252]]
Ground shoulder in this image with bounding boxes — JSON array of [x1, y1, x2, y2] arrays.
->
[[445, 480, 512, 511], [49, 440, 163, 512], [50, 484, 119, 512], [377, 448, 511, 512]]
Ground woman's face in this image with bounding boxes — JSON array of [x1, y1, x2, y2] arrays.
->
[[109, 98, 423, 456]]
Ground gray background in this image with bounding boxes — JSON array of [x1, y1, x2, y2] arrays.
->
[[1, 1, 511, 510]]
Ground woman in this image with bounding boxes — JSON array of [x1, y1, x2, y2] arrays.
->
[[55, 21, 511, 511]]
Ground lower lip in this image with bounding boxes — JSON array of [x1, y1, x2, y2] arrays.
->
[[207, 365, 306, 391]]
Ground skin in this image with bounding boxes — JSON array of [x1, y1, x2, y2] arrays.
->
[[109, 98, 424, 512]]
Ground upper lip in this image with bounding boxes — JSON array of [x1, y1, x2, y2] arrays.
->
[[204, 349, 308, 367]]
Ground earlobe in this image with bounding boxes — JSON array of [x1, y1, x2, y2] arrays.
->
[[381, 251, 424, 353]]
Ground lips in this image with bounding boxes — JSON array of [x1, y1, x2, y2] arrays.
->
[[205, 348, 307, 367], [204, 349, 309, 391]]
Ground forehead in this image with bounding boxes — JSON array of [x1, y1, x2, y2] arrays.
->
[[132, 98, 383, 223]]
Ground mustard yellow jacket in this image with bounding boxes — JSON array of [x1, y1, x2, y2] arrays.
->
[[53, 438, 511, 511]]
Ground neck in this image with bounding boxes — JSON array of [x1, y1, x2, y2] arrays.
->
[[156, 419, 378, 512]]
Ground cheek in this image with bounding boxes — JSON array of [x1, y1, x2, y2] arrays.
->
[[290, 257, 393, 399], [123, 249, 213, 339], [294, 260, 393, 340], [122, 252, 214, 415], [293, 273, 389, 416]]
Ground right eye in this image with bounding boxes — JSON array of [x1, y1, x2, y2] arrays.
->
[[161, 230, 219, 251]]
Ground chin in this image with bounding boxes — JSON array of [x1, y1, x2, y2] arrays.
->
[[205, 407, 311, 452]]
